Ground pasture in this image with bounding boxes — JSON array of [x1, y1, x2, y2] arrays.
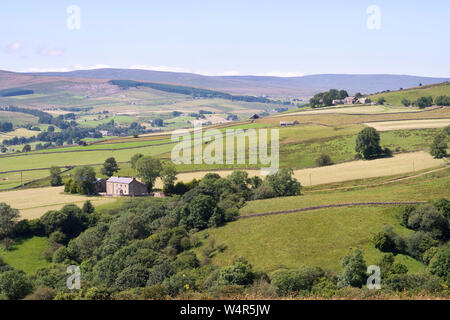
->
[[0, 237, 50, 274], [193, 167, 450, 273]]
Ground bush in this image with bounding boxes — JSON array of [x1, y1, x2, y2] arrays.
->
[[315, 154, 333, 167], [407, 204, 449, 240], [405, 232, 439, 261], [430, 134, 448, 159], [143, 284, 167, 300], [372, 231, 396, 252], [53, 247, 70, 264], [24, 287, 56, 300], [416, 96, 433, 109], [337, 250, 367, 288], [218, 262, 255, 286], [428, 245, 450, 281], [0, 270, 33, 300], [251, 185, 276, 200], [271, 267, 325, 294]]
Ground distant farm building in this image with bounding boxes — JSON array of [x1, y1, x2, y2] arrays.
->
[[280, 120, 299, 127], [105, 177, 148, 197], [249, 114, 260, 120]]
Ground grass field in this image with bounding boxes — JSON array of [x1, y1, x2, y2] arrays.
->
[[193, 168, 450, 274], [0, 186, 115, 219], [364, 118, 450, 131], [195, 206, 423, 273], [369, 82, 450, 106], [0, 237, 51, 274]]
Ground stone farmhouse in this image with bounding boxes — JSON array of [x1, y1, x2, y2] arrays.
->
[[105, 177, 148, 197]]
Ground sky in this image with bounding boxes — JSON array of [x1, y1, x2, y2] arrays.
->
[[0, 0, 449, 77]]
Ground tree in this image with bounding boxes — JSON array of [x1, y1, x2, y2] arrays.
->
[[428, 245, 450, 280], [337, 250, 367, 288], [401, 98, 411, 107], [22, 144, 31, 153], [407, 204, 449, 240], [82, 200, 95, 214], [315, 154, 333, 166], [435, 95, 450, 106], [101, 157, 119, 177], [444, 125, 450, 137], [49, 166, 63, 186], [377, 97, 386, 105], [0, 203, 20, 240], [218, 262, 255, 286], [135, 156, 162, 191], [0, 270, 33, 300], [265, 168, 302, 197], [355, 127, 383, 159], [130, 153, 144, 169], [160, 162, 177, 193], [73, 166, 96, 195], [430, 133, 448, 159], [416, 96, 433, 109]]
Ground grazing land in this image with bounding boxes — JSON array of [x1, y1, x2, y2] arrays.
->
[[0, 237, 51, 274], [194, 168, 450, 273]]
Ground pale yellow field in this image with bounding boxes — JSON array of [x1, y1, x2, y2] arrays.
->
[[278, 105, 420, 117], [0, 186, 115, 220], [364, 118, 450, 131], [0, 128, 37, 143], [156, 151, 445, 188]]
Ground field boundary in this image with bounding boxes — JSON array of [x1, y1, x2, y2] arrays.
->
[[238, 201, 426, 219]]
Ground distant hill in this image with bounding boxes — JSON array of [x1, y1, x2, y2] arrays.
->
[[14, 69, 450, 97]]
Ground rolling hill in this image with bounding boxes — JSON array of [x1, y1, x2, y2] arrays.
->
[[2, 69, 447, 97]]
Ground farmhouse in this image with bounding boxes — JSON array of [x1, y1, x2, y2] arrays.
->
[[106, 176, 148, 196], [280, 120, 299, 127]]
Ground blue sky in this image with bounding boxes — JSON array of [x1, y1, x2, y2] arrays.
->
[[1, 0, 449, 77]]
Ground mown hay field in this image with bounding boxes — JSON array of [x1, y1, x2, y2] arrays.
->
[[156, 151, 445, 188], [0, 186, 115, 219], [364, 118, 450, 131]]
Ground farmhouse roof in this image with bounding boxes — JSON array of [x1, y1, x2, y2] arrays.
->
[[107, 177, 135, 184]]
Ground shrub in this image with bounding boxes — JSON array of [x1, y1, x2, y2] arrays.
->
[[271, 266, 325, 294], [0, 270, 33, 300], [218, 262, 255, 286], [143, 284, 167, 300], [24, 287, 56, 300], [407, 204, 449, 240], [428, 245, 450, 281], [315, 154, 333, 167], [337, 250, 367, 288], [251, 184, 276, 200]]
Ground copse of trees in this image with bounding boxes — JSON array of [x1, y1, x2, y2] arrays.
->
[[310, 89, 349, 107], [0, 121, 13, 133], [65, 166, 97, 195]]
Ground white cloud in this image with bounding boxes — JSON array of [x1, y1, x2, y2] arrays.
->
[[128, 65, 193, 73], [24, 64, 111, 73], [258, 71, 304, 77], [5, 42, 22, 53], [38, 47, 64, 57]]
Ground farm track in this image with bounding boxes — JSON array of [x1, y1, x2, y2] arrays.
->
[[238, 201, 426, 219]]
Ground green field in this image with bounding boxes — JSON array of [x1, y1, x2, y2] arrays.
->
[[369, 82, 450, 106], [0, 237, 51, 274], [194, 168, 450, 273]]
